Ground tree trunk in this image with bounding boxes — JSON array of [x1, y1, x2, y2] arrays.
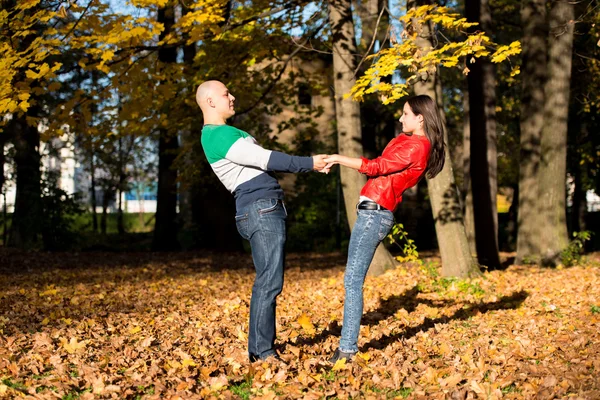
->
[[0, 133, 5, 197], [8, 113, 43, 249], [410, 0, 479, 278], [353, 0, 388, 52], [117, 188, 124, 234], [0, 135, 6, 246], [516, 0, 547, 264], [117, 137, 125, 235], [101, 190, 109, 235], [328, 0, 395, 276], [2, 193, 7, 246], [178, 14, 199, 250], [465, 0, 500, 269], [90, 153, 98, 232], [462, 90, 476, 253], [570, 164, 586, 233], [537, 0, 573, 264], [152, 4, 180, 251]]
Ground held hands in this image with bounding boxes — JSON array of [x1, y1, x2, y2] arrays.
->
[[312, 154, 341, 174], [313, 154, 331, 174], [321, 155, 339, 174]]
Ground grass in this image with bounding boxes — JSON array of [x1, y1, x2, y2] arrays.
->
[[2, 378, 26, 392], [230, 380, 253, 400], [71, 212, 155, 234], [0, 212, 155, 250]]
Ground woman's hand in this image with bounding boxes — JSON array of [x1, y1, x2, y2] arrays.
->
[[323, 154, 340, 165], [323, 154, 363, 171]]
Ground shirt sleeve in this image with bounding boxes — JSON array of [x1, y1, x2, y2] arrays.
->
[[358, 142, 418, 177], [225, 138, 313, 172]]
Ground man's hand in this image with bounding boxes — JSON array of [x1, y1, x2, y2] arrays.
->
[[313, 154, 329, 173]]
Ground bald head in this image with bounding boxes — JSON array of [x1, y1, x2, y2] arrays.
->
[[196, 80, 236, 124], [196, 80, 222, 111]]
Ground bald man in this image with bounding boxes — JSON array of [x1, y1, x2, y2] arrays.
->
[[197, 80, 328, 362]]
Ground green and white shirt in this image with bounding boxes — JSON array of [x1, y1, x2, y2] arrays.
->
[[201, 124, 313, 211]]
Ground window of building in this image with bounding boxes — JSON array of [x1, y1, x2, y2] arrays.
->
[[298, 83, 312, 106]]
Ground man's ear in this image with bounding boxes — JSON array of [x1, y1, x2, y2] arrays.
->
[[207, 97, 214, 108]]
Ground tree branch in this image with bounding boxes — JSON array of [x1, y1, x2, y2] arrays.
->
[[353, 4, 390, 78], [60, 0, 94, 42], [235, 21, 327, 116]]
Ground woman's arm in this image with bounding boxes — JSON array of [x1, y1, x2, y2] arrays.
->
[[323, 154, 362, 171]]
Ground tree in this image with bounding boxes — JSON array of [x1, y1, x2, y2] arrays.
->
[[8, 109, 43, 249], [465, 0, 501, 269], [328, 0, 396, 276], [152, 2, 180, 251], [537, 0, 573, 263], [516, 0, 547, 263], [516, 0, 574, 265], [2, 0, 48, 249]]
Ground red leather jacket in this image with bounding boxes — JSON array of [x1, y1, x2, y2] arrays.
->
[[359, 133, 431, 212]]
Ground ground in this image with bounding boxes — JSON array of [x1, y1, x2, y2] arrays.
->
[[0, 250, 599, 399]]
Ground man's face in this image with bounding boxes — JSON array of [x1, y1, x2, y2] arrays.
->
[[209, 82, 236, 118]]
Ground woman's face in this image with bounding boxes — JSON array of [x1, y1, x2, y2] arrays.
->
[[399, 102, 423, 134]]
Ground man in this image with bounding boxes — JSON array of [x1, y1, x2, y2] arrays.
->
[[196, 80, 328, 361]]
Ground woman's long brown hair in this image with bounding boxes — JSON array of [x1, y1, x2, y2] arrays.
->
[[405, 95, 446, 179]]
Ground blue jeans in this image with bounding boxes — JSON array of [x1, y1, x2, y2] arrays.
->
[[235, 198, 287, 360], [340, 208, 394, 353]]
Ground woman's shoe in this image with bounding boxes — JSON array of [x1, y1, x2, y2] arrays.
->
[[328, 348, 355, 363]]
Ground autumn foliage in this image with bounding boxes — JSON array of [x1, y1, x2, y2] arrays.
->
[[0, 251, 598, 399]]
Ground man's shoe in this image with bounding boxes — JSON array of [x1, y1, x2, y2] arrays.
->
[[328, 348, 355, 364]]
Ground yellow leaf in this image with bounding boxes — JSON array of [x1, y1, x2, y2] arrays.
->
[[332, 358, 347, 371], [61, 337, 86, 354], [439, 342, 452, 356], [237, 327, 247, 342], [39, 288, 57, 296], [58, 6, 67, 19], [97, 64, 110, 74], [182, 358, 197, 368], [129, 326, 141, 334], [101, 50, 114, 62], [19, 289, 25, 295], [208, 374, 228, 391], [297, 313, 316, 335]]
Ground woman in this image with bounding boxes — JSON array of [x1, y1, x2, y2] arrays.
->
[[324, 95, 446, 363]]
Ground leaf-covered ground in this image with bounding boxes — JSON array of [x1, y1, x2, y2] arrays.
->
[[0, 250, 599, 399]]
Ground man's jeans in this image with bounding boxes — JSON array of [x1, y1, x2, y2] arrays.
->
[[340, 208, 394, 353], [235, 198, 287, 360]]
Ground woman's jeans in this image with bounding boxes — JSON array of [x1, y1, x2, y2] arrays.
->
[[340, 208, 394, 353], [235, 198, 287, 360]]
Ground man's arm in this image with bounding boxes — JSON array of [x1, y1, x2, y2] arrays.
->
[[226, 138, 325, 173]]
